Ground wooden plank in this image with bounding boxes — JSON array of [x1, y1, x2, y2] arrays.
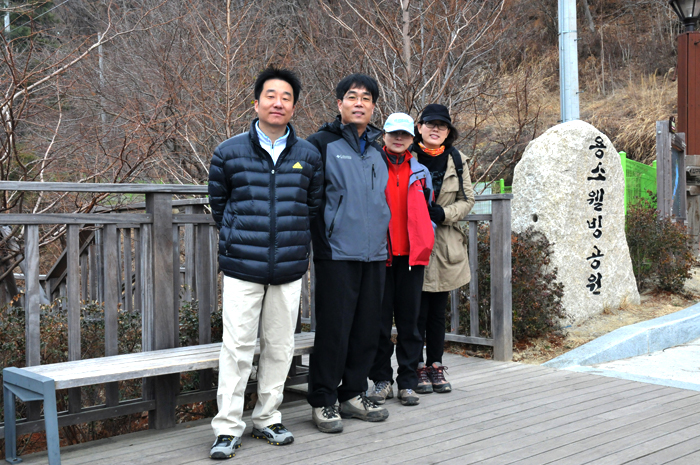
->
[[116, 229, 124, 309], [490, 198, 512, 361], [133, 227, 142, 313], [19, 333, 316, 389], [171, 214, 215, 224], [473, 194, 513, 201], [444, 333, 494, 346], [102, 224, 120, 406], [172, 224, 180, 344], [633, 435, 700, 464], [146, 193, 178, 430], [449, 289, 459, 334], [88, 242, 96, 300], [140, 223, 154, 352], [0, 181, 208, 194], [21, 356, 700, 465], [0, 399, 156, 441], [80, 253, 88, 302], [67, 224, 82, 413], [0, 213, 153, 225], [469, 220, 479, 337], [23, 225, 42, 421], [24, 225, 41, 367], [183, 206, 195, 303], [462, 213, 492, 221], [95, 228, 104, 302], [195, 222, 213, 390], [122, 228, 133, 313]]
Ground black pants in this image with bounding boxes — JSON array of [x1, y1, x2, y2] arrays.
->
[[417, 291, 449, 365], [307, 260, 386, 407], [369, 256, 424, 390]]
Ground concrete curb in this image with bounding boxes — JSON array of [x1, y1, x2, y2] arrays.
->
[[543, 302, 700, 369]]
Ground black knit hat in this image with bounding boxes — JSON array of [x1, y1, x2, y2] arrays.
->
[[419, 104, 451, 124]]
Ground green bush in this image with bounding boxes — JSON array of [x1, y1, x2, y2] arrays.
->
[[455, 224, 565, 343], [626, 199, 695, 292]]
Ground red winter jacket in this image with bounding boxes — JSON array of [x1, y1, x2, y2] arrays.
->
[[383, 149, 435, 267]]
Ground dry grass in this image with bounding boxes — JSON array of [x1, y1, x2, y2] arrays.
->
[[583, 73, 677, 164]]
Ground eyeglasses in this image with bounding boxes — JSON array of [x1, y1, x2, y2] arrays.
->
[[344, 94, 373, 104], [422, 121, 449, 131]]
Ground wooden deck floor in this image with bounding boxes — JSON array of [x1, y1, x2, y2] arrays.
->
[[17, 352, 700, 464]]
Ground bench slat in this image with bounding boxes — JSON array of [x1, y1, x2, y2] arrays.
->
[[17, 333, 316, 390]]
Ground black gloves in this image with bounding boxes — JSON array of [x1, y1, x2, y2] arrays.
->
[[428, 202, 445, 224]]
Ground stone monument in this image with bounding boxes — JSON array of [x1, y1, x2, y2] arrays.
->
[[512, 120, 640, 324]]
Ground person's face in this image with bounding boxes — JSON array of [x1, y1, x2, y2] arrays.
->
[[418, 120, 450, 149], [337, 85, 375, 128], [383, 130, 413, 154], [254, 78, 295, 129]]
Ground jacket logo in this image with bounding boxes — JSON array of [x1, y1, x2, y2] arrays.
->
[[292, 162, 303, 169], [336, 155, 352, 160]]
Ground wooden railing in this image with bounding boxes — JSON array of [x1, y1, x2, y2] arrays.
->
[[0, 182, 511, 440]]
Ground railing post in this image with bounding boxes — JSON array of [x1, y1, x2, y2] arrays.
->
[[67, 224, 82, 412], [24, 225, 42, 420], [490, 197, 513, 361], [195, 216, 213, 390], [145, 192, 178, 429], [103, 223, 120, 406]]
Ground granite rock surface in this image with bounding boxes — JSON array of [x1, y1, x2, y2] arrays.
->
[[512, 120, 640, 324]]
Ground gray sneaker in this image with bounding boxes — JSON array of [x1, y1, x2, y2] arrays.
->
[[397, 388, 420, 406], [251, 423, 294, 445], [367, 380, 393, 405], [210, 435, 242, 460], [312, 405, 343, 433], [339, 394, 389, 422]]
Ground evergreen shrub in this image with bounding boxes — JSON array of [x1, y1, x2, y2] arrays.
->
[[455, 224, 565, 343], [625, 198, 695, 292]]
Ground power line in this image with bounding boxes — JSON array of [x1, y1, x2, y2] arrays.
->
[[2, 0, 73, 34]]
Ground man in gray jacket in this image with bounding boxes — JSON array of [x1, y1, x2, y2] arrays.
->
[[306, 74, 391, 433]]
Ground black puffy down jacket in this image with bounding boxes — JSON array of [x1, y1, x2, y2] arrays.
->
[[208, 119, 324, 285]]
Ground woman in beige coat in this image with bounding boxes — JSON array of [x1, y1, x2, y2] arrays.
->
[[411, 104, 475, 394]]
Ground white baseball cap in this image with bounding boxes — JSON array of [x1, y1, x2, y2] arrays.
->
[[383, 113, 415, 136]]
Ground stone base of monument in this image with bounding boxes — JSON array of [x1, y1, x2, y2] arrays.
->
[[512, 120, 640, 325]]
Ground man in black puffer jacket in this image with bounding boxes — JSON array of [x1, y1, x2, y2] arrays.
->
[[207, 67, 323, 459]]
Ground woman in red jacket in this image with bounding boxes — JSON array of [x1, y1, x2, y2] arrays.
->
[[368, 113, 435, 406]]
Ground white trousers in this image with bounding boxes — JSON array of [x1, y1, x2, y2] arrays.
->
[[211, 275, 302, 437]]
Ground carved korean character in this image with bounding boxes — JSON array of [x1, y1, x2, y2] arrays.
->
[[587, 215, 603, 238], [589, 136, 606, 159], [586, 245, 605, 270], [587, 162, 607, 181], [587, 272, 602, 295], [587, 188, 605, 212]]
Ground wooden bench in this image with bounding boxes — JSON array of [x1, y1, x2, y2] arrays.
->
[[3, 332, 315, 465]]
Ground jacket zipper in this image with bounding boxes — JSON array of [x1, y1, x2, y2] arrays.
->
[[328, 194, 343, 238], [372, 164, 376, 190]]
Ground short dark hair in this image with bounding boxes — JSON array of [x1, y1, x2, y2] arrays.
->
[[335, 74, 379, 103], [414, 121, 459, 149], [254, 67, 302, 105]]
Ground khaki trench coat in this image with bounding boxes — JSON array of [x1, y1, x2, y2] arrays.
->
[[418, 149, 475, 293]]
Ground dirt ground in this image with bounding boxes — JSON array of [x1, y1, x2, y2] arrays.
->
[[451, 268, 700, 365]]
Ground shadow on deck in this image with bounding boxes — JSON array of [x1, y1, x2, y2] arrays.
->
[[16, 352, 700, 465]]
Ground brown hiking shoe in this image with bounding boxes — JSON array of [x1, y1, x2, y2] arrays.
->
[[429, 362, 452, 393], [416, 362, 433, 394]]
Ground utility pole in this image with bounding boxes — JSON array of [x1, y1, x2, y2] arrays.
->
[[98, 32, 106, 127], [558, 0, 580, 122], [4, 1, 10, 38]]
